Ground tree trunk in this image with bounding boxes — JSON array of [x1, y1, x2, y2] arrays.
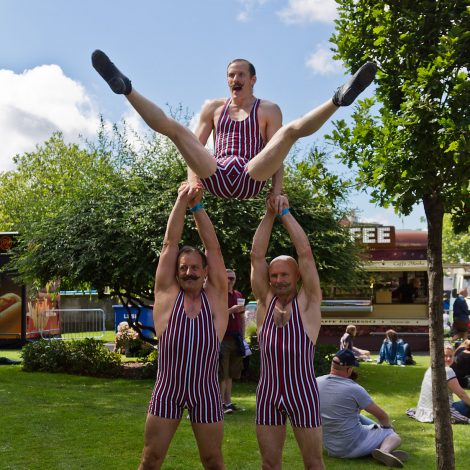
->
[[423, 193, 454, 470]]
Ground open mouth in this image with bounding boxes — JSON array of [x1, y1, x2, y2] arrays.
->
[[232, 84, 243, 92]]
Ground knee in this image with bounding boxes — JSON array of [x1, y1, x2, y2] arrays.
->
[[199, 453, 224, 470], [140, 447, 165, 470], [261, 455, 282, 470], [279, 124, 299, 142], [166, 120, 185, 141], [304, 457, 325, 470]]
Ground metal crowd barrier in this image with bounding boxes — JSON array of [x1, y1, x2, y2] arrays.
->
[[39, 308, 106, 340]]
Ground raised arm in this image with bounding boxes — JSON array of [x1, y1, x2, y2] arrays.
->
[[188, 187, 226, 295], [278, 197, 322, 305], [250, 200, 276, 303], [154, 183, 189, 293]]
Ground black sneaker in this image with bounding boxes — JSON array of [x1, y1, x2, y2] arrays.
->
[[91, 50, 132, 95], [332, 62, 377, 106], [223, 404, 233, 414]]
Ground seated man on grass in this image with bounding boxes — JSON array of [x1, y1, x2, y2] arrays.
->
[[317, 349, 408, 468]]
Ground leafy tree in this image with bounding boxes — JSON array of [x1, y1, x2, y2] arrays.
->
[[329, 1, 469, 468], [442, 214, 470, 264], [0, 122, 363, 315]]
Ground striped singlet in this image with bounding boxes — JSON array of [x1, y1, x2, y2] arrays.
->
[[256, 296, 322, 428], [201, 98, 266, 199], [148, 289, 223, 423]]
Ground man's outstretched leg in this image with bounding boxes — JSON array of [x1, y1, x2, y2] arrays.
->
[[247, 62, 377, 181], [92, 50, 217, 178]]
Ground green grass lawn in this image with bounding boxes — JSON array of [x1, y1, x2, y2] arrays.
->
[[0, 353, 469, 469]]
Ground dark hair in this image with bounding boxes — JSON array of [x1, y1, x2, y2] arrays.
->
[[176, 246, 207, 268], [227, 59, 256, 77], [386, 329, 398, 342]]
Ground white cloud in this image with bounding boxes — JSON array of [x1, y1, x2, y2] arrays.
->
[[0, 65, 101, 172], [277, 0, 338, 24], [237, 0, 270, 23], [305, 43, 343, 75]]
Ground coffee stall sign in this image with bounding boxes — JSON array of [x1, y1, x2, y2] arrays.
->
[[349, 226, 395, 248]]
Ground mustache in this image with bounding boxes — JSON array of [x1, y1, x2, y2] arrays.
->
[[181, 275, 200, 281]]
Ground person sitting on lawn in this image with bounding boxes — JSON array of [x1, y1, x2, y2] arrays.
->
[[408, 344, 470, 424], [377, 329, 414, 366], [340, 324, 371, 361], [317, 349, 409, 468], [451, 338, 470, 389]]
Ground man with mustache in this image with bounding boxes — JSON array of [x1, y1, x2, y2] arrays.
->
[[250, 194, 324, 469], [92, 51, 376, 202], [139, 182, 228, 470]]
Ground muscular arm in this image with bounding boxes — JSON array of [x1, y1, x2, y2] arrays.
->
[[271, 165, 284, 195], [364, 402, 392, 428], [153, 184, 189, 336], [192, 209, 226, 293], [250, 210, 276, 304], [251, 207, 276, 333], [155, 184, 189, 293], [279, 207, 322, 305], [277, 196, 322, 341], [189, 195, 227, 334]]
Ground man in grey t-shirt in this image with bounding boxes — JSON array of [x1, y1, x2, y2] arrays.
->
[[317, 349, 408, 468]]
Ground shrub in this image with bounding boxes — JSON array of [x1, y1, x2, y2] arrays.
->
[[67, 338, 121, 377], [21, 339, 69, 372], [114, 321, 154, 358], [21, 338, 121, 377]]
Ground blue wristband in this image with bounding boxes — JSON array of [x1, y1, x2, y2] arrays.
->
[[277, 207, 290, 220], [189, 203, 204, 213]]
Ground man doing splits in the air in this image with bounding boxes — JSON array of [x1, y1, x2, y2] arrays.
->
[[250, 194, 324, 469], [139, 182, 228, 470], [92, 50, 376, 201]]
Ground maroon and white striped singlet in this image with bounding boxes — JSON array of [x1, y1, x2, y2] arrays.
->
[[201, 98, 266, 199], [256, 296, 322, 428], [148, 289, 223, 423]]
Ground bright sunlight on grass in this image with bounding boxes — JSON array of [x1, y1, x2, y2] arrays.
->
[[0, 351, 469, 469]]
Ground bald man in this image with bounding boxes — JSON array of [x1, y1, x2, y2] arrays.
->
[[250, 194, 324, 470]]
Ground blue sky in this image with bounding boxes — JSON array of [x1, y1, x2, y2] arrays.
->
[[0, 0, 426, 229]]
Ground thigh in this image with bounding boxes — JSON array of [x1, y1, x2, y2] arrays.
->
[[292, 426, 325, 470], [140, 414, 181, 468], [256, 425, 286, 470], [191, 421, 225, 469]]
